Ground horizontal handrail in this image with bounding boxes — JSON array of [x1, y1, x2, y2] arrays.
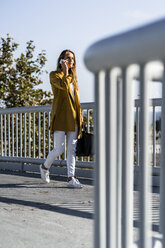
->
[[135, 98, 162, 107], [0, 99, 161, 114], [0, 102, 95, 114], [84, 18, 165, 71]]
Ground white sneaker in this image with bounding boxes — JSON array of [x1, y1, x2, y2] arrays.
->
[[67, 177, 83, 188], [40, 164, 50, 183]]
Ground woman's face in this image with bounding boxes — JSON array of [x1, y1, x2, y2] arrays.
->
[[64, 52, 75, 69]]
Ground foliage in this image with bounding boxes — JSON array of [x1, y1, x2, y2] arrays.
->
[[0, 34, 52, 108], [156, 118, 161, 133], [82, 110, 94, 133]]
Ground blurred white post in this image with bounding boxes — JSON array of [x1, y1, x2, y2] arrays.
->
[[83, 18, 165, 248], [160, 62, 165, 247], [139, 63, 152, 248], [106, 68, 117, 248], [116, 73, 122, 248], [94, 71, 106, 248], [121, 66, 135, 248]]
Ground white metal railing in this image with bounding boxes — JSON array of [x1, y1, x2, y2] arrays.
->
[[0, 100, 161, 168], [0, 103, 94, 174], [84, 18, 165, 248]]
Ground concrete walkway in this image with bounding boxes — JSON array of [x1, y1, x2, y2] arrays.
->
[[0, 171, 94, 248], [0, 171, 163, 248]]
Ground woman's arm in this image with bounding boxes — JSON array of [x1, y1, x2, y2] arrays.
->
[[49, 71, 72, 92]]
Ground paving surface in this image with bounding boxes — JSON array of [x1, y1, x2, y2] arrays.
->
[[0, 172, 94, 248], [0, 171, 162, 248]]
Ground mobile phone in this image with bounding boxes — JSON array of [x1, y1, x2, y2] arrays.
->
[[60, 59, 63, 65]]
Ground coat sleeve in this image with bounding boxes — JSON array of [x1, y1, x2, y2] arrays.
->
[[49, 71, 72, 92]]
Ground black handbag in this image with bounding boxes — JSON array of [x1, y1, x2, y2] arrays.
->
[[76, 131, 94, 156]]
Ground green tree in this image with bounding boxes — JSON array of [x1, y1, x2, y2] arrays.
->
[[0, 34, 52, 108]]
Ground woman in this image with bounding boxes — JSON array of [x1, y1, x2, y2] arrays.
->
[[40, 50, 83, 188]]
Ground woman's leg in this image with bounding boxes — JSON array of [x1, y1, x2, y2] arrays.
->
[[44, 131, 65, 169], [66, 126, 83, 188], [66, 126, 78, 178]]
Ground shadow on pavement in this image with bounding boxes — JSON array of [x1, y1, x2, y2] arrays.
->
[[0, 183, 68, 189], [0, 196, 93, 220]]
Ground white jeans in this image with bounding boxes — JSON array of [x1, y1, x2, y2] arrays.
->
[[44, 126, 78, 177]]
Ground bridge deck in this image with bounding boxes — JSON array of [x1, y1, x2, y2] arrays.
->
[[0, 171, 161, 248]]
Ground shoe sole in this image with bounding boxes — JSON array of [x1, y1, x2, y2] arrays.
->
[[67, 184, 83, 188]]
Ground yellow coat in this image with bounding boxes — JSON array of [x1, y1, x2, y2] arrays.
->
[[49, 70, 82, 137]]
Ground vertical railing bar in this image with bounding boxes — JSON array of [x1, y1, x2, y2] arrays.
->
[[160, 63, 165, 243], [139, 64, 152, 248], [0, 115, 3, 156], [107, 69, 118, 248], [4, 114, 6, 156], [136, 106, 140, 166], [87, 108, 90, 132], [53, 131, 55, 147], [24, 113, 26, 157], [116, 76, 122, 248], [28, 113, 31, 158], [12, 114, 14, 156], [105, 70, 110, 248], [98, 71, 106, 248], [43, 112, 45, 159], [16, 113, 18, 157], [94, 72, 101, 248], [33, 112, 35, 158], [20, 113, 22, 157], [38, 112, 41, 158], [48, 112, 50, 154], [8, 114, 10, 156], [122, 67, 134, 248], [64, 135, 67, 160], [153, 106, 156, 167], [87, 109, 90, 162], [53, 131, 57, 160], [81, 110, 84, 162]]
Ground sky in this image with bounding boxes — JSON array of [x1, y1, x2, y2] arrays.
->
[[1, 0, 165, 102]]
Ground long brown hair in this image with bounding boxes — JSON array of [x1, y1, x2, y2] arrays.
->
[[57, 49, 78, 90]]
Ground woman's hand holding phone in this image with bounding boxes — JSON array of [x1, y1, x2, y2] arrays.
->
[[60, 59, 68, 76]]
